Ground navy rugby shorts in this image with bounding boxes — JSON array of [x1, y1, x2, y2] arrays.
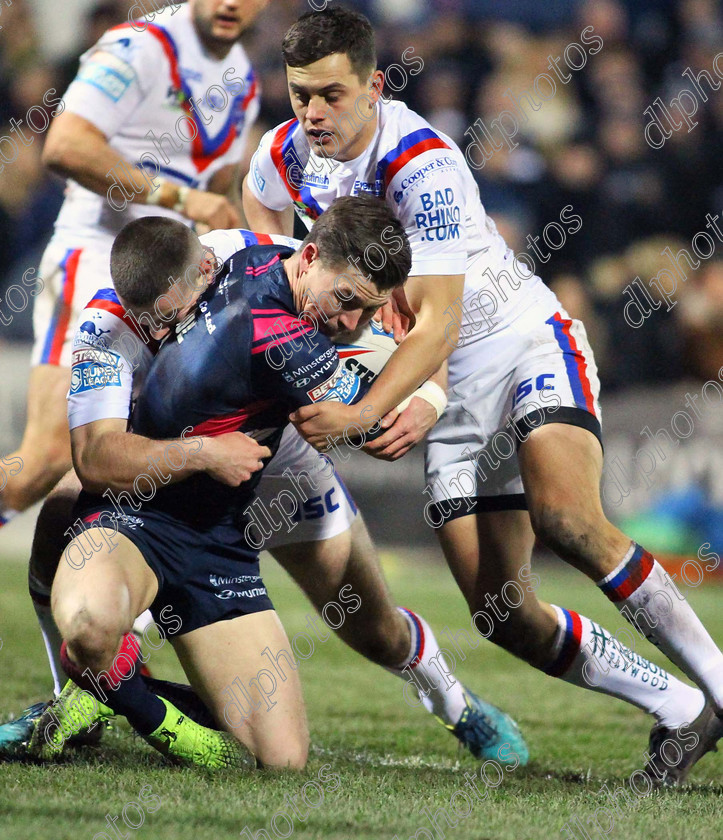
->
[[74, 493, 274, 635]]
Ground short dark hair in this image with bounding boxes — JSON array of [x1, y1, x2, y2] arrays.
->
[[303, 195, 411, 292], [282, 7, 376, 81], [110, 217, 201, 307]]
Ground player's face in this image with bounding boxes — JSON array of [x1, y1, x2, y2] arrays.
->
[[301, 260, 390, 338], [119, 250, 218, 341], [286, 54, 382, 162], [120, 277, 202, 341], [191, 0, 268, 49]]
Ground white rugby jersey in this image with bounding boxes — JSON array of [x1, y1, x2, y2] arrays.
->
[[55, 3, 259, 247], [67, 230, 297, 430], [247, 100, 554, 373]]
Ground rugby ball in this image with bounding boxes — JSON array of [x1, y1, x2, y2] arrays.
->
[[334, 320, 398, 387]]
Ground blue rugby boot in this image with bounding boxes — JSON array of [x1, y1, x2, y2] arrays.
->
[[447, 688, 529, 764], [0, 702, 49, 758]]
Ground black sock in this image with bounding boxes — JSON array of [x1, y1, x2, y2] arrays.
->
[[142, 676, 218, 729], [61, 636, 166, 737]]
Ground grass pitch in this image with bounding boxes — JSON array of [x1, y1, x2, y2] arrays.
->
[[1, 549, 722, 840]]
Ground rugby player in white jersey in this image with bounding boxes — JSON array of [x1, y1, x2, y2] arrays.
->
[[0, 0, 265, 525], [0, 0, 267, 733], [242, 7, 723, 784], [3, 214, 528, 766]]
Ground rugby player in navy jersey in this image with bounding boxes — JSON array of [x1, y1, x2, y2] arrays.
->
[[36, 197, 528, 769]]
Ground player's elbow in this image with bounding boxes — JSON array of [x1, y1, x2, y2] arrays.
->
[[43, 115, 101, 178], [75, 468, 107, 497], [71, 448, 108, 496], [442, 319, 460, 356], [426, 319, 457, 364], [42, 127, 79, 176]]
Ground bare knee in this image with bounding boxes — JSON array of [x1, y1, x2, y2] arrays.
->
[[56, 604, 123, 671], [282, 735, 309, 771], [256, 731, 309, 771], [528, 504, 594, 560]]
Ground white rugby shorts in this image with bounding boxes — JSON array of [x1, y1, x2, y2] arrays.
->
[[245, 426, 358, 550], [424, 300, 602, 527], [32, 238, 113, 367]]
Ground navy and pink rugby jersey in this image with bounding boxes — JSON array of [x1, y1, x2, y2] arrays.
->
[[131, 243, 374, 522]]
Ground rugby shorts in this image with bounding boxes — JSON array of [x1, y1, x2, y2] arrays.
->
[[32, 237, 113, 367], [252, 426, 358, 551], [425, 300, 602, 527], [74, 497, 273, 635]]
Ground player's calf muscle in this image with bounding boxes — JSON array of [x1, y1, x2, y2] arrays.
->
[[5, 372, 73, 509], [29, 480, 80, 587], [473, 596, 556, 666]]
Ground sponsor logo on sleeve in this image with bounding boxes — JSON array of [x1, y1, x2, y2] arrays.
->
[[77, 50, 136, 102], [414, 188, 462, 242], [74, 317, 112, 348], [253, 160, 266, 193], [72, 347, 120, 366], [290, 347, 335, 382], [70, 358, 122, 393]]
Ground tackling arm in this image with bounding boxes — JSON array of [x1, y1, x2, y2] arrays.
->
[[71, 419, 269, 495], [71, 418, 202, 494], [43, 113, 150, 200], [361, 272, 463, 415], [290, 273, 463, 447]]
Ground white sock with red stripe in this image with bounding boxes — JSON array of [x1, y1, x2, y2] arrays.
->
[[388, 608, 468, 726], [598, 542, 723, 711], [544, 605, 704, 728]]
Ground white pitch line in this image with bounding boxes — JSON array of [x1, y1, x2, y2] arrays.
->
[[310, 744, 463, 772]]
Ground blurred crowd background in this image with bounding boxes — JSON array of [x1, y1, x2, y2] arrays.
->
[[1, 0, 722, 388], [0, 0, 723, 389], [0, 0, 721, 559]]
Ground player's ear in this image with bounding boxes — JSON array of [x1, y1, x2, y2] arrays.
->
[[368, 71, 385, 105], [299, 242, 319, 274], [199, 248, 217, 284]]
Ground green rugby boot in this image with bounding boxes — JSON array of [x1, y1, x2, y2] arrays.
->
[[145, 698, 252, 769], [28, 680, 114, 760]]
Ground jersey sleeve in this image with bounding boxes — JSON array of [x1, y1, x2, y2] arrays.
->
[[67, 293, 141, 430], [199, 229, 300, 265], [387, 152, 468, 277], [61, 28, 157, 138], [250, 312, 369, 410], [245, 124, 297, 211]]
